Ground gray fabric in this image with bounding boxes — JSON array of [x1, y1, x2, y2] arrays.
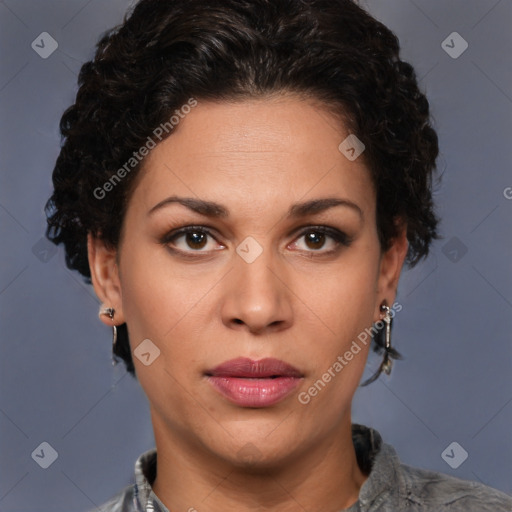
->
[[94, 424, 512, 512]]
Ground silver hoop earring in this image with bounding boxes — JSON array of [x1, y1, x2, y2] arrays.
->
[[360, 301, 402, 386], [99, 306, 119, 366]]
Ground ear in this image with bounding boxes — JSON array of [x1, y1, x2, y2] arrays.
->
[[87, 233, 125, 326], [375, 220, 409, 319]]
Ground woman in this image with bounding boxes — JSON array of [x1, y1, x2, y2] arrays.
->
[[45, 0, 512, 510]]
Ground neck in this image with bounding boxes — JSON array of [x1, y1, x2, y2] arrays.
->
[[151, 416, 367, 512]]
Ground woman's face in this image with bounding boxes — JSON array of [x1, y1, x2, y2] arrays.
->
[[90, 94, 407, 467]]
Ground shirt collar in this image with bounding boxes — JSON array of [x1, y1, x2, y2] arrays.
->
[[134, 448, 168, 511], [352, 424, 403, 510], [133, 424, 401, 511]]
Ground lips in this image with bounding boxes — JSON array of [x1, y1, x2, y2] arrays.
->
[[205, 357, 303, 407]]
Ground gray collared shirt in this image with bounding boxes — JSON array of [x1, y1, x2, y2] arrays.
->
[[94, 424, 512, 511]]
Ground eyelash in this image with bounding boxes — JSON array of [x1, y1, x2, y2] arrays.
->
[[160, 225, 352, 258]]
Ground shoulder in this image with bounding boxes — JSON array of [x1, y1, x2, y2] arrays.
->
[[92, 484, 137, 512], [397, 462, 512, 511], [90, 447, 157, 512], [357, 428, 512, 512]]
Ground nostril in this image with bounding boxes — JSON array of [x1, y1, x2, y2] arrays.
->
[[233, 318, 244, 325]]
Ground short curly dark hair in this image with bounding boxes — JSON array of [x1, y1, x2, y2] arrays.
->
[[45, 0, 440, 377]]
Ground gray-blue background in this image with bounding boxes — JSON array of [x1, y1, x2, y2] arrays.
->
[[1, 1, 511, 511]]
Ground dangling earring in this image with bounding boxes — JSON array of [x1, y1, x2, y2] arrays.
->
[[360, 301, 402, 386], [99, 306, 119, 366], [381, 303, 393, 375]]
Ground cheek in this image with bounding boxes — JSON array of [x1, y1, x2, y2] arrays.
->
[[118, 241, 188, 351], [118, 239, 221, 378], [295, 250, 380, 345], [118, 245, 205, 417], [295, 280, 374, 421], [291, 249, 379, 403]]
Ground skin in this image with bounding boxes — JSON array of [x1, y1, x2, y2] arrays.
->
[[88, 94, 408, 512]]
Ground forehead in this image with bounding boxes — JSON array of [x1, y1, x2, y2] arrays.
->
[[130, 95, 375, 219]]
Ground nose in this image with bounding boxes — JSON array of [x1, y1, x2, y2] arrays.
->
[[220, 244, 294, 335]]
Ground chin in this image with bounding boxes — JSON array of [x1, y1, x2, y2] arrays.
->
[[206, 425, 304, 472]]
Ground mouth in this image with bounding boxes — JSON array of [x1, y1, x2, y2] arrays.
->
[[205, 357, 304, 408]]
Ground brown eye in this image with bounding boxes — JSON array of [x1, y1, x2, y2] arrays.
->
[[161, 226, 225, 255], [289, 226, 352, 255], [185, 231, 208, 249], [304, 231, 326, 250]]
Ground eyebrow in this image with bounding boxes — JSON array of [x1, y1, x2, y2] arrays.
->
[[148, 195, 363, 220]]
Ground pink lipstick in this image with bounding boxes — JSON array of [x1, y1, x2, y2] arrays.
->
[[205, 357, 303, 407]]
